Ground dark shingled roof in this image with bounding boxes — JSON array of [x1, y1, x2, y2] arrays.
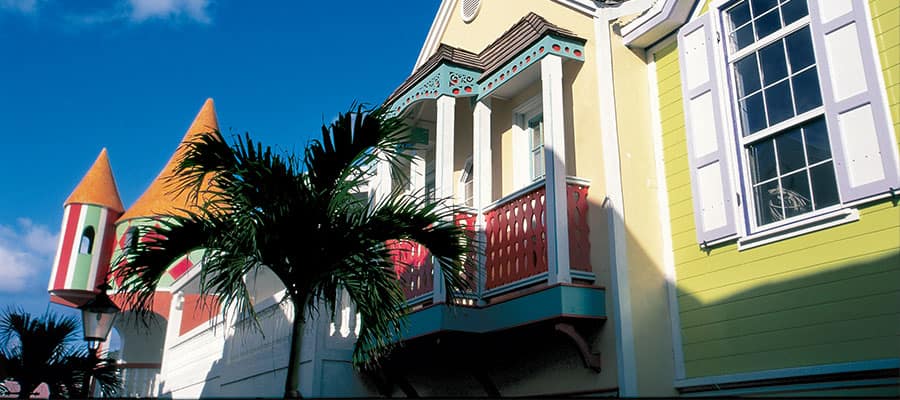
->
[[385, 12, 586, 107]]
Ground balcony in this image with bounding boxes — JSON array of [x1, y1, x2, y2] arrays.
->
[[389, 178, 604, 343]]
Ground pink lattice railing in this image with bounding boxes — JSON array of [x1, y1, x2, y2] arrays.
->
[[567, 182, 591, 272], [389, 211, 479, 301], [484, 185, 548, 290], [389, 239, 434, 300], [454, 211, 478, 291]]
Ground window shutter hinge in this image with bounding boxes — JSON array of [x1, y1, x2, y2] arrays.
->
[[736, 192, 742, 207], [715, 31, 721, 43]]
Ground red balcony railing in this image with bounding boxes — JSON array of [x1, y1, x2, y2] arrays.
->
[[567, 181, 591, 272], [484, 185, 548, 290], [389, 239, 433, 300], [389, 211, 477, 301], [391, 180, 590, 301]]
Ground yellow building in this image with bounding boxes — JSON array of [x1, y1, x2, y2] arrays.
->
[[47, 0, 899, 397]]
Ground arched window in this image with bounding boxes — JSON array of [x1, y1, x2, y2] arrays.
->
[[79, 226, 95, 255]]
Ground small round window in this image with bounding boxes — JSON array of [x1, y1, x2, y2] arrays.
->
[[460, 0, 481, 23]]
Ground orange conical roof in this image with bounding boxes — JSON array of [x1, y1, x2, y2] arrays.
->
[[118, 98, 222, 222], [65, 148, 125, 213]]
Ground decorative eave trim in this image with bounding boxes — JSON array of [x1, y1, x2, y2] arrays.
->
[[389, 63, 481, 115], [415, 0, 597, 71], [620, 0, 699, 48], [476, 34, 585, 100]]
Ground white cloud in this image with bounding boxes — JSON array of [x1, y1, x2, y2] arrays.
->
[[0, 219, 59, 293], [128, 0, 210, 23], [0, 0, 40, 14], [1, 0, 213, 25]]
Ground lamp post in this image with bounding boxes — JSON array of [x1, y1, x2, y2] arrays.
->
[[79, 283, 120, 397]]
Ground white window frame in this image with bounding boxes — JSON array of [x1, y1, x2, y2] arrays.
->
[[708, 0, 863, 248], [512, 95, 544, 189], [459, 156, 474, 207]]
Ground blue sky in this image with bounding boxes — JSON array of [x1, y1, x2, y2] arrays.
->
[[0, 0, 440, 318]]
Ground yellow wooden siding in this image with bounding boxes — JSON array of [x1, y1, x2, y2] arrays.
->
[[653, 0, 900, 378]]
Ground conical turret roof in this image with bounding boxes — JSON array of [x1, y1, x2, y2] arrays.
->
[[118, 98, 222, 222], [65, 148, 125, 213]]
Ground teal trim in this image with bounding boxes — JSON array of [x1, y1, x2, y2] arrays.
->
[[571, 270, 596, 281], [399, 284, 605, 340], [389, 64, 481, 116], [476, 34, 586, 101], [685, 378, 899, 397]]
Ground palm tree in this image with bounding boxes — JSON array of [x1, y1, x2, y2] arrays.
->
[[113, 105, 474, 397], [0, 309, 121, 398]]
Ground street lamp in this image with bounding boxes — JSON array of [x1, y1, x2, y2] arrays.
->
[[79, 283, 120, 397]]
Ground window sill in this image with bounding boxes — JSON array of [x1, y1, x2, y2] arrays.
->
[[737, 208, 860, 251]]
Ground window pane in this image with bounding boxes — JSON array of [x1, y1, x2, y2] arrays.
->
[[759, 40, 788, 86], [754, 9, 782, 39], [749, 139, 778, 182], [780, 170, 812, 218], [804, 118, 831, 164], [532, 125, 542, 150], [754, 179, 782, 225], [735, 54, 762, 97], [750, 0, 779, 16], [785, 27, 815, 72], [727, 2, 752, 31], [732, 25, 756, 51], [532, 150, 544, 179], [765, 80, 794, 125], [740, 92, 767, 134], [781, 0, 808, 25], [792, 67, 822, 114], [775, 127, 805, 174], [810, 162, 839, 208]]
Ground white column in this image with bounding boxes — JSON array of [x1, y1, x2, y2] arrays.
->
[[410, 151, 426, 194], [472, 99, 492, 302], [541, 55, 571, 284], [433, 95, 456, 303], [371, 157, 392, 205]]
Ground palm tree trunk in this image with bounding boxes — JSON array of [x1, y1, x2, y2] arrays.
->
[[284, 294, 307, 398], [17, 380, 34, 399]]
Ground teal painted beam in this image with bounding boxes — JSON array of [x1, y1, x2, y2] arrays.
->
[[389, 64, 481, 116], [476, 35, 586, 101], [399, 284, 605, 340]]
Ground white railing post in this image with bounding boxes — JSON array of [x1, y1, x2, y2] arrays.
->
[[433, 95, 456, 303], [541, 55, 571, 284], [473, 99, 492, 303]]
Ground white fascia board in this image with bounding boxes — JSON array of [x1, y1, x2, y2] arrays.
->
[[414, 0, 457, 71], [414, 0, 600, 71], [621, 0, 699, 49]]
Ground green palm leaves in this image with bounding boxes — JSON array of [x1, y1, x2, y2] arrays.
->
[[0, 309, 121, 398], [112, 105, 474, 395]]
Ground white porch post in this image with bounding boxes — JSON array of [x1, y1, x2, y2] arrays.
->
[[410, 151, 426, 194], [433, 95, 456, 303], [371, 157, 392, 205], [472, 99, 492, 302], [541, 55, 571, 284]]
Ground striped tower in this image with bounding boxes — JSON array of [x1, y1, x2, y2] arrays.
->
[[48, 148, 125, 307]]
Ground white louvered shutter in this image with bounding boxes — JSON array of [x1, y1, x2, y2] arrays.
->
[[808, 0, 900, 203], [678, 13, 739, 246]]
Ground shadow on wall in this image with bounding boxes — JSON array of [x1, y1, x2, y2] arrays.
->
[[672, 231, 900, 379]]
